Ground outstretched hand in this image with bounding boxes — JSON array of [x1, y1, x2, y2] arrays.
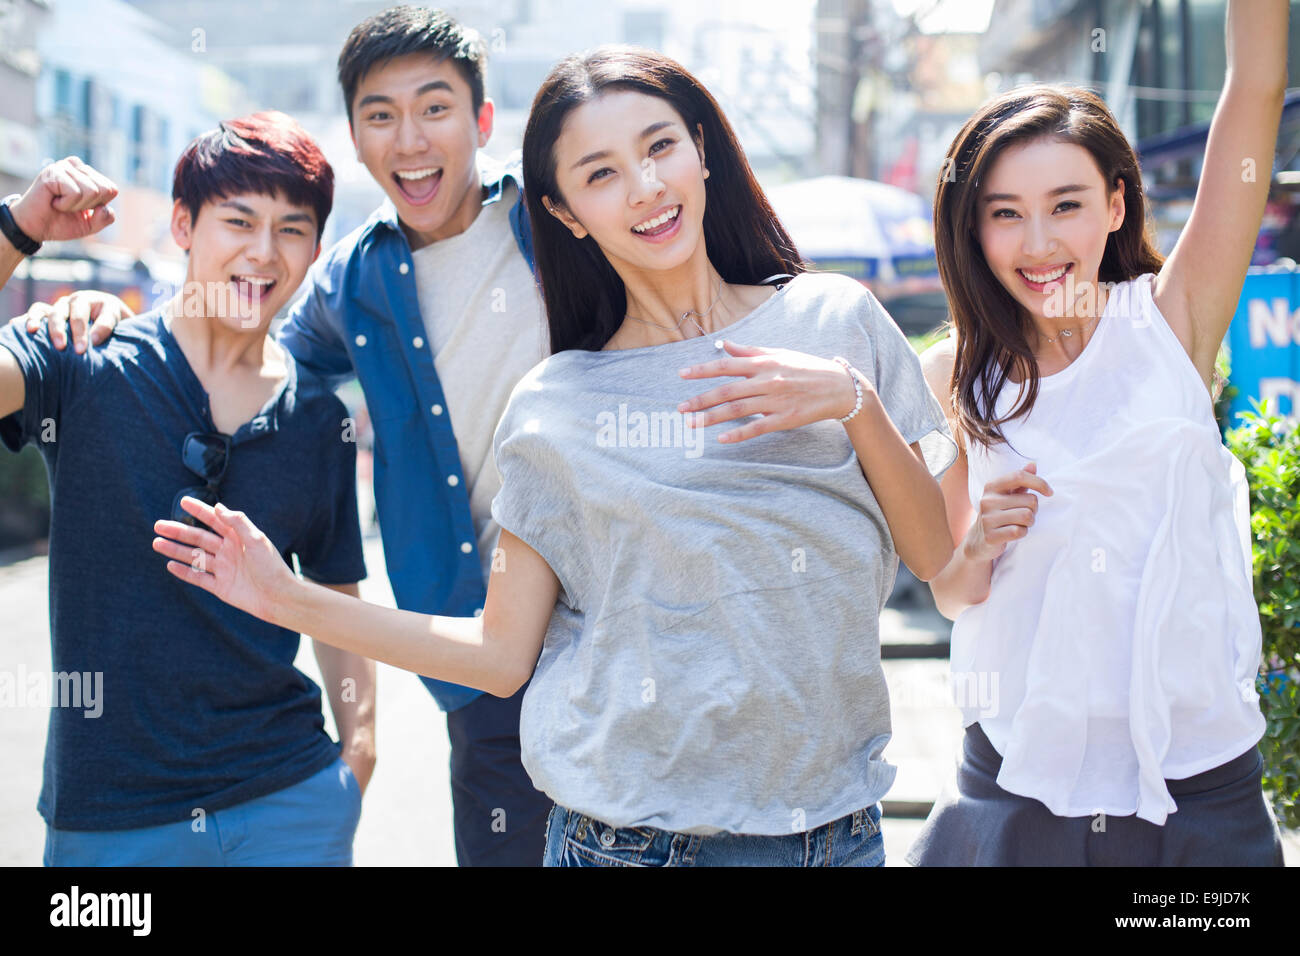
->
[[153, 496, 297, 624]]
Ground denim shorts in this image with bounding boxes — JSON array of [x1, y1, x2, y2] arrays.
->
[[44, 755, 363, 867], [542, 802, 885, 867]]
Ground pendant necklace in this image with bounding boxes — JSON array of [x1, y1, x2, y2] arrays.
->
[[1040, 312, 1101, 344], [623, 281, 725, 342]]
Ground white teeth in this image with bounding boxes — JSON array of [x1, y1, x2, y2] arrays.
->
[[632, 205, 681, 233], [396, 167, 440, 180], [1020, 265, 1068, 283], [235, 276, 273, 286]]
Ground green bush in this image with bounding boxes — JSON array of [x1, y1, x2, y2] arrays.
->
[[0, 444, 50, 550], [1224, 397, 1300, 829], [1213, 343, 1239, 433]]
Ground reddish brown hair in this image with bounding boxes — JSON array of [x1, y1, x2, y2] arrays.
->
[[172, 110, 334, 240]]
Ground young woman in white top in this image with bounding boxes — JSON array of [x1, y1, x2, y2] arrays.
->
[[909, 0, 1288, 865]]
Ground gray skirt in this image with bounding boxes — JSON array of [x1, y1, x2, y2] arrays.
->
[[905, 722, 1285, 866]]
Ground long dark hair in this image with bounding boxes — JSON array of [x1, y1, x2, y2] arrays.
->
[[934, 84, 1165, 449], [522, 45, 804, 353]]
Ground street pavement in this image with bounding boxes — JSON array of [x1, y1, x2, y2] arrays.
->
[[1, 538, 1295, 867]]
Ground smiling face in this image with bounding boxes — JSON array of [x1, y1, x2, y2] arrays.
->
[[349, 53, 492, 249], [976, 138, 1125, 321], [542, 89, 709, 278], [172, 191, 320, 331]]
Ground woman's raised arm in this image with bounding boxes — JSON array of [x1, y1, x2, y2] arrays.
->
[[1153, 0, 1289, 386]]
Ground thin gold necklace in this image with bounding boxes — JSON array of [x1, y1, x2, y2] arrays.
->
[[1039, 312, 1101, 345], [623, 281, 725, 338]]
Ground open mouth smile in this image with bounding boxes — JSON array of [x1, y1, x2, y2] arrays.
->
[[631, 204, 682, 241], [231, 274, 276, 304], [1017, 262, 1073, 291], [392, 167, 443, 205]]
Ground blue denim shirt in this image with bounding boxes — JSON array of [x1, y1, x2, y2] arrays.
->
[[278, 151, 537, 713]]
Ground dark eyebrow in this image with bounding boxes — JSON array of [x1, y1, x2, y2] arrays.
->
[[217, 200, 314, 225], [357, 80, 454, 111], [571, 120, 678, 170], [983, 184, 1090, 203], [416, 80, 453, 97]]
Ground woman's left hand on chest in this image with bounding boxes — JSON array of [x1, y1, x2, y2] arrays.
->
[[676, 340, 865, 443]]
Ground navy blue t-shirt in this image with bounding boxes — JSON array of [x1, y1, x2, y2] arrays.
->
[[0, 309, 367, 831]]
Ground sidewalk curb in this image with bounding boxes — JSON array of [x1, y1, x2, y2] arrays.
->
[[0, 539, 47, 568]]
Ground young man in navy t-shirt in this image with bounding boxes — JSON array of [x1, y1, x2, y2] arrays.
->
[[0, 113, 376, 865], [21, 7, 555, 866], [17, 7, 554, 866]]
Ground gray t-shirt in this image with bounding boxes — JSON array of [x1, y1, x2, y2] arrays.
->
[[489, 271, 957, 835]]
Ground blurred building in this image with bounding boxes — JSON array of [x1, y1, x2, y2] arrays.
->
[[880, 22, 988, 198], [462, 0, 816, 185], [809, 1, 990, 334], [0, 0, 250, 323], [122, 0, 399, 244], [814, 1, 989, 195], [33, 0, 246, 264], [122, 0, 817, 238], [981, 1, 1171, 142], [980, 0, 1300, 260], [977, 0, 1300, 143], [0, 0, 50, 199]]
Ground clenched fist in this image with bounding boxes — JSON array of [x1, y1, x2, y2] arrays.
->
[[8, 157, 118, 244]]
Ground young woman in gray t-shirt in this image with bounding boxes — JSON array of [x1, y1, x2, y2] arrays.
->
[[153, 46, 958, 866]]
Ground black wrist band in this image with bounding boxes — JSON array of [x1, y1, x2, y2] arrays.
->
[[0, 195, 42, 256]]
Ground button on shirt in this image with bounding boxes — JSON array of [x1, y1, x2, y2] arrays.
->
[[276, 151, 538, 712], [411, 178, 548, 583]]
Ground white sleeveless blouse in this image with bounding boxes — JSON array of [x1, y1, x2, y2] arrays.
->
[[953, 272, 1266, 825]]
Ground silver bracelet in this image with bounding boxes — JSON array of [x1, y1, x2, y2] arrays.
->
[[832, 356, 863, 423]]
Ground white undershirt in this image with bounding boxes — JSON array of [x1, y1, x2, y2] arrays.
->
[[410, 177, 548, 583]]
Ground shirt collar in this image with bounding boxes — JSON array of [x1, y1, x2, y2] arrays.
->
[[156, 307, 297, 442]]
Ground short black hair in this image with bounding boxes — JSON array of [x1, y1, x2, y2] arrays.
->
[[338, 5, 488, 125]]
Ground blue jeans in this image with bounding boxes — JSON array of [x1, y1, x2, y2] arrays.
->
[[43, 756, 362, 866], [543, 802, 886, 867]]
